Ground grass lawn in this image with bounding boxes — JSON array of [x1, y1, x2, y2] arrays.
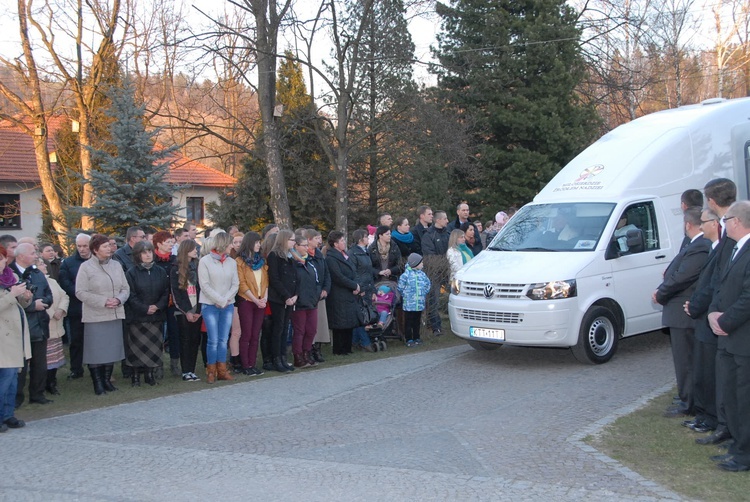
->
[[16, 324, 464, 423], [587, 389, 750, 501]]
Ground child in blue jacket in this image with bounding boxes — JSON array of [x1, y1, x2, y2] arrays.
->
[[397, 253, 431, 347]]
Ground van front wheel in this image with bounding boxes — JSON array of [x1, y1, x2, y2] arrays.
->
[[572, 306, 619, 364]]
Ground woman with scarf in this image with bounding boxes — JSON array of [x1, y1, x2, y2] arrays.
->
[[235, 231, 268, 376], [76, 234, 130, 395], [304, 228, 330, 363], [290, 233, 321, 368], [447, 229, 474, 281], [125, 240, 169, 387], [0, 244, 32, 432], [171, 239, 203, 381], [460, 221, 483, 257], [267, 229, 298, 373], [197, 231, 239, 384], [368, 225, 402, 283], [152, 230, 181, 378], [391, 217, 419, 258]]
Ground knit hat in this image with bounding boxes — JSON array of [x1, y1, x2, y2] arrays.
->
[[407, 253, 423, 269], [377, 285, 391, 294]]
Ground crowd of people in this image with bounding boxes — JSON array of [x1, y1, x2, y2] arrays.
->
[[0, 203, 515, 432], [656, 179, 750, 473]]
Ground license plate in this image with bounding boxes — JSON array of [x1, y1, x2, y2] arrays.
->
[[470, 327, 505, 341]]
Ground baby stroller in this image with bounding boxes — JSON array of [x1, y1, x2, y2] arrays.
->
[[366, 280, 402, 351]]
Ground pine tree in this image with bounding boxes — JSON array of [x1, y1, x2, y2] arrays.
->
[[433, 0, 600, 212], [84, 76, 178, 236]]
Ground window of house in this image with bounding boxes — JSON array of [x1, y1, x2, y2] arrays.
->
[[0, 194, 21, 229], [186, 197, 204, 226]]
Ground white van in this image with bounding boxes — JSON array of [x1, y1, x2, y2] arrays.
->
[[448, 97, 750, 363]]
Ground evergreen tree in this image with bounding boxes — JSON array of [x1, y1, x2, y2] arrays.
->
[[433, 0, 600, 211], [84, 76, 178, 236]]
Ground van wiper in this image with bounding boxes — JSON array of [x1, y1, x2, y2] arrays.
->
[[516, 246, 557, 252], [487, 245, 512, 251]]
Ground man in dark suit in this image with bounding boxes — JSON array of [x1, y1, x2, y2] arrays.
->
[[683, 209, 721, 434], [708, 200, 750, 472], [654, 207, 711, 417]]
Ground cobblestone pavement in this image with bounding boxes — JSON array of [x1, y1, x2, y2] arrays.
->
[[1, 332, 684, 501]]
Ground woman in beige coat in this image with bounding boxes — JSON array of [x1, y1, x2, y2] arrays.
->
[[0, 244, 32, 432], [37, 259, 68, 396], [76, 234, 130, 395]]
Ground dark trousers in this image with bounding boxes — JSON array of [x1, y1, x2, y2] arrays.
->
[[166, 306, 180, 360], [176, 314, 203, 374], [68, 316, 85, 375], [404, 310, 423, 341], [670, 327, 694, 410], [717, 348, 750, 464], [260, 315, 273, 364], [331, 329, 353, 355], [425, 287, 441, 332], [17, 339, 48, 405], [692, 338, 718, 428], [269, 301, 292, 358]]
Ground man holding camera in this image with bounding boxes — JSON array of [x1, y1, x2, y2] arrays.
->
[[11, 243, 53, 406]]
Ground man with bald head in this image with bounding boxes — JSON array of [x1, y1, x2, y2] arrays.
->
[[11, 242, 53, 406], [59, 233, 91, 379]]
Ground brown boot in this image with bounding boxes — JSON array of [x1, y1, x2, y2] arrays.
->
[[216, 362, 234, 381], [206, 364, 217, 384], [293, 353, 310, 368]]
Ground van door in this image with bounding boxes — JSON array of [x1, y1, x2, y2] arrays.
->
[[607, 201, 670, 335]]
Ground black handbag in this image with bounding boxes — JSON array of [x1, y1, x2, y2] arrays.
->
[[356, 295, 378, 326]]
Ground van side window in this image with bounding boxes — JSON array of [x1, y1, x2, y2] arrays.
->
[[610, 202, 659, 255]]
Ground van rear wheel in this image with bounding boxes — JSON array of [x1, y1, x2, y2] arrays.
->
[[572, 306, 619, 364], [468, 340, 501, 351]]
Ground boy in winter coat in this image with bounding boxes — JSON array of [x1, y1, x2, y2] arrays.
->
[[397, 253, 431, 347]]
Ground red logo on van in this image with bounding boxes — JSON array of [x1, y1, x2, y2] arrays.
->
[[575, 165, 604, 182]]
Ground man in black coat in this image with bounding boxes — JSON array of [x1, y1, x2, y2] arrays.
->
[[708, 200, 750, 472], [411, 205, 433, 255], [421, 211, 451, 335], [113, 226, 145, 273], [12, 242, 53, 406], [654, 207, 711, 417], [58, 233, 91, 379]]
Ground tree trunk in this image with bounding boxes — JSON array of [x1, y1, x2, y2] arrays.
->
[[78, 110, 95, 230]]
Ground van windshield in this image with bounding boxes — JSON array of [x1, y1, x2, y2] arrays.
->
[[487, 203, 616, 252]]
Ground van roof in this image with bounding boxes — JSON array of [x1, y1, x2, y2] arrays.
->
[[535, 97, 750, 202]]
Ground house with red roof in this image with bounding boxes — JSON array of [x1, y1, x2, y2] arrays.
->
[[0, 121, 236, 239]]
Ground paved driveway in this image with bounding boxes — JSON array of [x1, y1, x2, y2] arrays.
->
[[1, 332, 682, 501]]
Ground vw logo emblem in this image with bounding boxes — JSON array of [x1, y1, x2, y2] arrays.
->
[[483, 284, 495, 299]]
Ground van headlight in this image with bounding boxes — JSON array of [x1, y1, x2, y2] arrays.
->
[[451, 278, 461, 295], [526, 280, 577, 300]]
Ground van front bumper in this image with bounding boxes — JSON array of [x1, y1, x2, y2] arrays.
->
[[448, 294, 580, 347]]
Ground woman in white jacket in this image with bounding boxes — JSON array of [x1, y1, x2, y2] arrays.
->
[[197, 231, 239, 384], [446, 229, 474, 281]]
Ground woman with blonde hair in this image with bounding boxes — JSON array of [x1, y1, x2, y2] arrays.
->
[[447, 229, 474, 281], [197, 231, 239, 383]]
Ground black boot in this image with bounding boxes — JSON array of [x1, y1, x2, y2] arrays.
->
[[280, 354, 295, 371], [102, 364, 117, 392], [121, 361, 132, 379], [46, 369, 60, 395], [231, 355, 243, 373], [131, 368, 141, 387], [262, 358, 275, 372], [273, 357, 291, 373], [144, 368, 157, 386], [89, 366, 106, 395], [312, 343, 325, 363]]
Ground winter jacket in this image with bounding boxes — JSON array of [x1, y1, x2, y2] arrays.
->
[[46, 276, 69, 340], [421, 225, 451, 256], [367, 241, 402, 282], [398, 265, 431, 312], [113, 244, 135, 274], [75, 257, 130, 323], [348, 244, 375, 296], [267, 252, 298, 304], [293, 256, 321, 311], [125, 264, 169, 323], [411, 222, 430, 255], [58, 250, 88, 318], [197, 254, 239, 307], [309, 248, 331, 295], [45, 257, 62, 281], [170, 261, 201, 315], [236, 257, 269, 302], [325, 248, 360, 330], [10, 263, 52, 342], [0, 281, 32, 368]]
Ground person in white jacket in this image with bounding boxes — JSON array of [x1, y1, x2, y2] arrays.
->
[[197, 231, 239, 384], [446, 229, 474, 281]]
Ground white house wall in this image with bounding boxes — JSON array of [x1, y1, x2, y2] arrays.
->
[[0, 183, 43, 240]]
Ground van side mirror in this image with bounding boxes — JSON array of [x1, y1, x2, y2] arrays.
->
[[625, 228, 645, 253]]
